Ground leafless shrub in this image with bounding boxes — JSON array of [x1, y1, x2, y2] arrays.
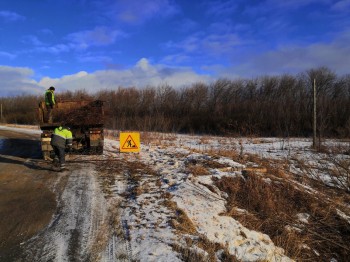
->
[[325, 154, 350, 193], [104, 129, 119, 139], [292, 151, 350, 194], [139, 132, 155, 145], [2, 67, 350, 137]]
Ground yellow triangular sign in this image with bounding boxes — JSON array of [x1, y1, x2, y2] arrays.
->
[[122, 134, 138, 149], [120, 132, 140, 153]]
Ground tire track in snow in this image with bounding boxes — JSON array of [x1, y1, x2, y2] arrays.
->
[[21, 163, 108, 261], [105, 172, 134, 262]]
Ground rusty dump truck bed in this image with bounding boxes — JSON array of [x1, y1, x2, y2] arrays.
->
[[39, 100, 104, 128], [38, 100, 105, 159]]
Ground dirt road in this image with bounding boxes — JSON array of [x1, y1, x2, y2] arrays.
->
[[0, 128, 109, 261]]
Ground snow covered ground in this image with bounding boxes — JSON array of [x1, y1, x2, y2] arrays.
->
[[1, 125, 349, 261], [101, 132, 350, 261]]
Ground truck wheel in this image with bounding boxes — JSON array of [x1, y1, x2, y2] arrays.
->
[[94, 146, 103, 155], [42, 151, 51, 160]]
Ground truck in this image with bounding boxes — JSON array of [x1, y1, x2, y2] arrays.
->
[[38, 100, 104, 160]]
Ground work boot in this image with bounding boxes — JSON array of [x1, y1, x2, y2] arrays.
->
[[60, 164, 68, 171], [52, 157, 59, 167]]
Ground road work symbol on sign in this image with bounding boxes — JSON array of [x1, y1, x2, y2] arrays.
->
[[120, 132, 140, 153]]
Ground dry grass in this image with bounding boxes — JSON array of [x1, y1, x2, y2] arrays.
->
[[202, 145, 350, 260], [199, 136, 211, 144], [98, 136, 350, 260], [198, 181, 217, 194], [141, 131, 177, 146], [89, 199, 124, 261], [161, 199, 197, 235], [214, 171, 350, 261], [292, 155, 350, 201], [184, 153, 227, 177], [96, 158, 157, 198], [186, 164, 210, 176], [202, 148, 242, 163], [95, 159, 124, 196], [161, 195, 238, 261], [171, 235, 238, 262], [171, 242, 208, 262]]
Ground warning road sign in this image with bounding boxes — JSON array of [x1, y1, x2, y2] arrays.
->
[[120, 132, 140, 153]]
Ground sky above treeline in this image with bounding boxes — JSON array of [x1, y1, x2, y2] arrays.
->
[[0, 0, 350, 96]]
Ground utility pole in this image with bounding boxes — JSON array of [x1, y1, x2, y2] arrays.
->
[[313, 78, 317, 149]]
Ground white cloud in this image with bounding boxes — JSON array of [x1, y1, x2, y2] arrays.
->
[[36, 58, 211, 94], [22, 27, 124, 55], [161, 54, 191, 64], [243, 0, 331, 18], [0, 66, 41, 96], [174, 18, 198, 33], [77, 54, 113, 63], [35, 44, 71, 54], [205, 0, 238, 16], [136, 58, 153, 71], [331, 0, 350, 11], [0, 10, 25, 22], [203, 34, 241, 55], [220, 30, 350, 77], [113, 0, 178, 24], [66, 26, 125, 50], [267, 0, 331, 9], [21, 35, 45, 46], [165, 32, 242, 57], [0, 51, 16, 60], [38, 28, 53, 35]]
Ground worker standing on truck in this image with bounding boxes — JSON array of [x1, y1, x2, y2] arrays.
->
[[45, 86, 55, 123], [51, 126, 72, 171]]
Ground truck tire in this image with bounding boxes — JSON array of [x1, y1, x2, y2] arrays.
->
[[97, 146, 103, 155], [42, 151, 51, 160], [90, 146, 103, 155]]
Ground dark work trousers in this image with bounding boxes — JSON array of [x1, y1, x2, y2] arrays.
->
[[53, 145, 66, 165], [46, 105, 53, 123]]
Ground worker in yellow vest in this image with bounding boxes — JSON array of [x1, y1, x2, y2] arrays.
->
[[45, 86, 55, 123], [51, 126, 72, 171]]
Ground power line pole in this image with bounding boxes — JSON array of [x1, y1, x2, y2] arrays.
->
[[313, 78, 317, 149]]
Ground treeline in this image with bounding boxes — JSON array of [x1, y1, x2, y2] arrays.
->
[[1, 67, 350, 137]]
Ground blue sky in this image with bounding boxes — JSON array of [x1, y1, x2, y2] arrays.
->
[[0, 0, 350, 96]]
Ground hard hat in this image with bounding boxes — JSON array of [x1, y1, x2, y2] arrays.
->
[[49, 86, 55, 91]]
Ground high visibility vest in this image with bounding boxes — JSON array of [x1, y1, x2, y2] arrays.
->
[[51, 126, 73, 148], [45, 90, 55, 106], [54, 127, 72, 139]]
